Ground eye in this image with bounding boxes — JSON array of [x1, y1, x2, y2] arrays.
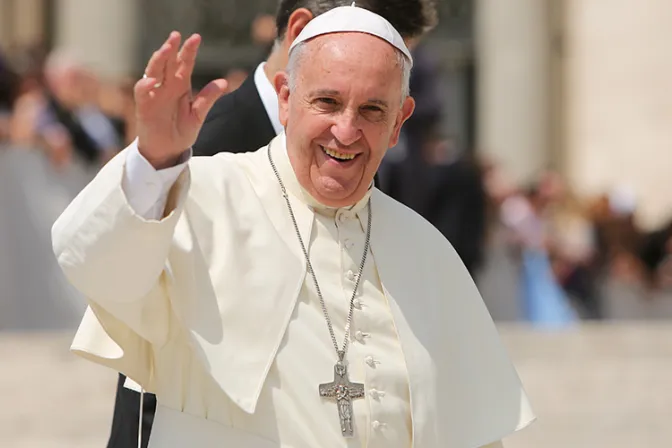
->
[[360, 104, 386, 121], [362, 105, 383, 113], [316, 97, 338, 106]]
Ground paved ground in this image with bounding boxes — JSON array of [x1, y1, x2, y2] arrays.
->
[[2, 323, 671, 447], [0, 148, 94, 332], [501, 323, 672, 448], [0, 333, 115, 448]]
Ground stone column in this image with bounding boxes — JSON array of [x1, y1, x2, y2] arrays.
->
[[475, 0, 553, 185], [13, 0, 45, 48], [0, 0, 12, 49], [564, 0, 672, 230], [54, 0, 139, 80], [0, 0, 45, 52]]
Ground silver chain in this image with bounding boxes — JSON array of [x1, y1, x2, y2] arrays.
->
[[267, 144, 372, 362]]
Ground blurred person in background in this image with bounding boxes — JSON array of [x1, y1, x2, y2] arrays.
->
[[6, 45, 48, 147], [109, 1, 439, 447], [0, 51, 20, 142], [98, 78, 138, 147], [637, 218, 672, 290], [500, 176, 578, 328], [542, 171, 603, 319], [589, 187, 644, 285], [426, 139, 488, 276], [380, 41, 487, 276], [14, 50, 123, 169], [657, 234, 672, 288], [379, 39, 442, 214], [251, 13, 279, 55]]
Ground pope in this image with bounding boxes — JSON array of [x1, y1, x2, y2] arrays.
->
[[52, 5, 535, 448]]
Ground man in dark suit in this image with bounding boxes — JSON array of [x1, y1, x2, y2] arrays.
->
[[108, 1, 437, 446]]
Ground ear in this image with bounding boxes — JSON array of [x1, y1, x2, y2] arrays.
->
[[285, 8, 314, 44], [274, 71, 291, 127], [389, 96, 416, 147]]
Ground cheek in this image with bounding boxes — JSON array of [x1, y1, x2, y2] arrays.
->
[[364, 126, 395, 158], [300, 113, 335, 142]]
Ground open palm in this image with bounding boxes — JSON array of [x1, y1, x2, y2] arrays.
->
[[135, 32, 227, 169]]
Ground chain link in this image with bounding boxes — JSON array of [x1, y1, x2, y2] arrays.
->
[[268, 144, 372, 361]]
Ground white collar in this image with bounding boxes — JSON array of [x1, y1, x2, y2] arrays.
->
[[253, 63, 284, 136]]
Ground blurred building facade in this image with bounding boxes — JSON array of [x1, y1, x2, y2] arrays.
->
[[1, 0, 670, 229]]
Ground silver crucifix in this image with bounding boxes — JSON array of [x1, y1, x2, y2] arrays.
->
[[319, 360, 365, 437]]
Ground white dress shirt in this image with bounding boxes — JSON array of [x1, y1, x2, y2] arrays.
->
[[254, 62, 284, 135]]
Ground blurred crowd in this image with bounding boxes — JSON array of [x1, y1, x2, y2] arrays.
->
[[492, 166, 672, 320], [0, 44, 134, 169], [1, 17, 671, 324]]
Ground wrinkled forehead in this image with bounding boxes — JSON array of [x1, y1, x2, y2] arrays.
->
[[297, 34, 405, 102]]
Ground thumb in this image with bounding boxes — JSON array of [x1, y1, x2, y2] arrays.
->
[[191, 79, 228, 123]]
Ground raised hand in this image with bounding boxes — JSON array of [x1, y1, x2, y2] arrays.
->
[[134, 32, 228, 169]]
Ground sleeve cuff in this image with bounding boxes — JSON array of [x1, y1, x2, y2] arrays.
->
[[122, 139, 191, 218]]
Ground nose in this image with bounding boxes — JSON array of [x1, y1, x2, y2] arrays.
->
[[330, 111, 361, 147]]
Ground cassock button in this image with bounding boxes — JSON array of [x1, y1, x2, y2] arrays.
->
[[372, 420, 382, 430], [365, 355, 376, 367], [369, 389, 385, 400], [338, 212, 349, 223], [346, 270, 356, 281], [353, 298, 362, 309], [354, 331, 368, 342], [344, 239, 354, 249]]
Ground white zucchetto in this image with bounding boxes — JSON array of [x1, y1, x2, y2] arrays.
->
[[288, 3, 413, 66]]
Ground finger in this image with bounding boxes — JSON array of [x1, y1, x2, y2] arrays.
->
[[164, 31, 182, 85], [134, 77, 163, 105], [191, 79, 228, 122], [175, 34, 202, 82], [144, 43, 171, 83]]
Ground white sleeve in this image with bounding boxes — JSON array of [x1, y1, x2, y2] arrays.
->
[[121, 139, 192, 220]]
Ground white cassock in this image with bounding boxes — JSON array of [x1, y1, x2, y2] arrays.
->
[[52, 133, 535, 447]]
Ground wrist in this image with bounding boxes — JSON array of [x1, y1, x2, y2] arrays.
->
[[140, 149, 185, 170]]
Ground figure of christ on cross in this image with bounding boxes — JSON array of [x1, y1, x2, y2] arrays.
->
[[318, 361, 366, 437]]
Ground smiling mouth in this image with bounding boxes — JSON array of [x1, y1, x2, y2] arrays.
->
[[320, 145, 359, 161]]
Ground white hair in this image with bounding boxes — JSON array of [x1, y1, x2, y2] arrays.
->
[[44, 49, 85, 78], [286, 39, 411, 103]]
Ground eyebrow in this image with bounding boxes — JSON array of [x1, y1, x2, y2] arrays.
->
[[366, 98, 389, 108], [310, 89, 340, 97], [309, 89, 389, 108]]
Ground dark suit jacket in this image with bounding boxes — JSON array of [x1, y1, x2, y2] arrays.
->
[[107, 74, 276, 448], [44, 93, 108, 165], [193, 75, 276, 156], [383, 154, 487, 276]]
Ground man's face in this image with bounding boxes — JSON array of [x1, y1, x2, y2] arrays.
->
[[276, 33, 415, 207]]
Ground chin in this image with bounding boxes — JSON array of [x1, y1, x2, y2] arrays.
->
[[313, 176, 353, 207], [312, 176, 359, 206], [317, 177, 351, 196]]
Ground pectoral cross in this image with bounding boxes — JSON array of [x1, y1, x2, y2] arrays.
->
[[318, 361, 365, 438]]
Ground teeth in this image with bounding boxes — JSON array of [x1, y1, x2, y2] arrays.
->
[[322, 146, 356, 161]]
